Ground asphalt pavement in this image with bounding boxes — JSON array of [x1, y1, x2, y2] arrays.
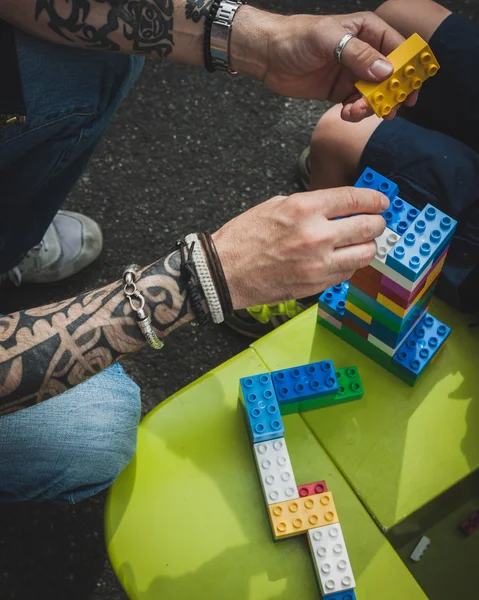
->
[[0, 1, 475, 598]]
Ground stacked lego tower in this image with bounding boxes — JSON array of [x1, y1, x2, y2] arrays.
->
[[239, 360, 363, 599], [318, 167, 456, 385]]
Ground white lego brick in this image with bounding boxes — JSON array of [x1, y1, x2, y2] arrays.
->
[[410, 536, 431, 562], [367, 333, 399, 357], [371, 227, 400, 269], [317, 307, 342, 330], [253, 438, 299, 505], [308, 523, 356, 596]]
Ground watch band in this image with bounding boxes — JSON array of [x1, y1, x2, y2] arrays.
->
[[210, 0, 244, 73]]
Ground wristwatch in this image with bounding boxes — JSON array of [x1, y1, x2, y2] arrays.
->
[[210, 0, 245, 73]]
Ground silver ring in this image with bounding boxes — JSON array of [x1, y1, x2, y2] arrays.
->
[[334, 32, 355, 63]]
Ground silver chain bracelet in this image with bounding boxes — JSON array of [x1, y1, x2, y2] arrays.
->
[[122, 264, 164, 350]]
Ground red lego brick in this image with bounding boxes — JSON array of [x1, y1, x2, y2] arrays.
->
[[353, 264, 383, 284], [343, 316, 369, 339], [459, 509, 479, 536], [297, 481, 328, 497], [349, 274, 381, 298]]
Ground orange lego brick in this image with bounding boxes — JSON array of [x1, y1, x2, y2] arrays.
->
[[268, 491, 338, 540], [355, 33, 440, 117]]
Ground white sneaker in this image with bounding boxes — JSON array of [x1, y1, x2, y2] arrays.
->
[[1, 210, 103, 285]]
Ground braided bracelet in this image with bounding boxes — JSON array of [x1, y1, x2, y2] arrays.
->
[[185, 233, 224, 324], [123, 264, 164, 350]]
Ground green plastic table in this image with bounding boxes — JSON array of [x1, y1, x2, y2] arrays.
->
[[105, 349, 426, 600], [253, 298, 479, 532]]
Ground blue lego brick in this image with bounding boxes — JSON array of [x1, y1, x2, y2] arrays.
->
[[354, 167, 399, 200], [318, 282, 349, 319], [323, 590, 357, 600], [272, 360, 339, 405], [239, 373, 284, 443], [392, 313, 451, 380], [382, 196, 420, 236], [385, 204, 457, 281]]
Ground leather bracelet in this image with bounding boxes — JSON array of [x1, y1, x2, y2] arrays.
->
[[174, 238, 212, 327], [204, 0, 222, 73], [200, 233, 234, 316]]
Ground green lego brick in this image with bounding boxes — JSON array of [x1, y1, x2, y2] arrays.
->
[[347, 289, 401, 332], [334, 366, 364, 402], [279, 400, 302, 416]]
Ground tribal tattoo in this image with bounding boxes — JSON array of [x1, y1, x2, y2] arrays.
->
[[185, 0, 212, 23], [35, 0, 174, 57], [0, 252, 191, 416]]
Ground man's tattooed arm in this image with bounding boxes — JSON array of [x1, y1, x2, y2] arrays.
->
[[0, 0, 251, 67], [0, 251, 195, 416]]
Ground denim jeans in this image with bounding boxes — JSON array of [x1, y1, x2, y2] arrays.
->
[[0, 29, 144, 272], [0, 30, 144, 502]]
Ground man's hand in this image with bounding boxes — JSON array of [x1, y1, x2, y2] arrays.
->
[[231, 9, 418, 123], [212, 187, 389, 309]]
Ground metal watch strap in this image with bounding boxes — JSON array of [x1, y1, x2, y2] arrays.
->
[[210, 0, 244, 73]]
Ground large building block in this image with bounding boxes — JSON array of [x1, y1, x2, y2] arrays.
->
[[354, 167, 398, 200], [382, 196, 420, 236], [317, 306, 342, 330], [355, 33, 440, 117], [298, 481, 328, 497], [335, 367, 364, 402], [318, 283, 349, 319], [239, 373, 284, 443], [385, 204, 456, 281], [268, 492, 338, 540], [372, 227, 400, 270], [253, 438, 299, 505], [308, 523, 356, 596], [392, 313, 451, 380], [272, 361, 338, 405]]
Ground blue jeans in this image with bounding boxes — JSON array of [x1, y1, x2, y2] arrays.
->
[[0, 29, 144, 272], [0, 30, 144, 502]]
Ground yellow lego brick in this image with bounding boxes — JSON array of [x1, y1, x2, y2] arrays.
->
[[355, 33, 440, 117], [345, 300, 373, 325], [377, 254, 446, 318], [268, 491, 338, 540]]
